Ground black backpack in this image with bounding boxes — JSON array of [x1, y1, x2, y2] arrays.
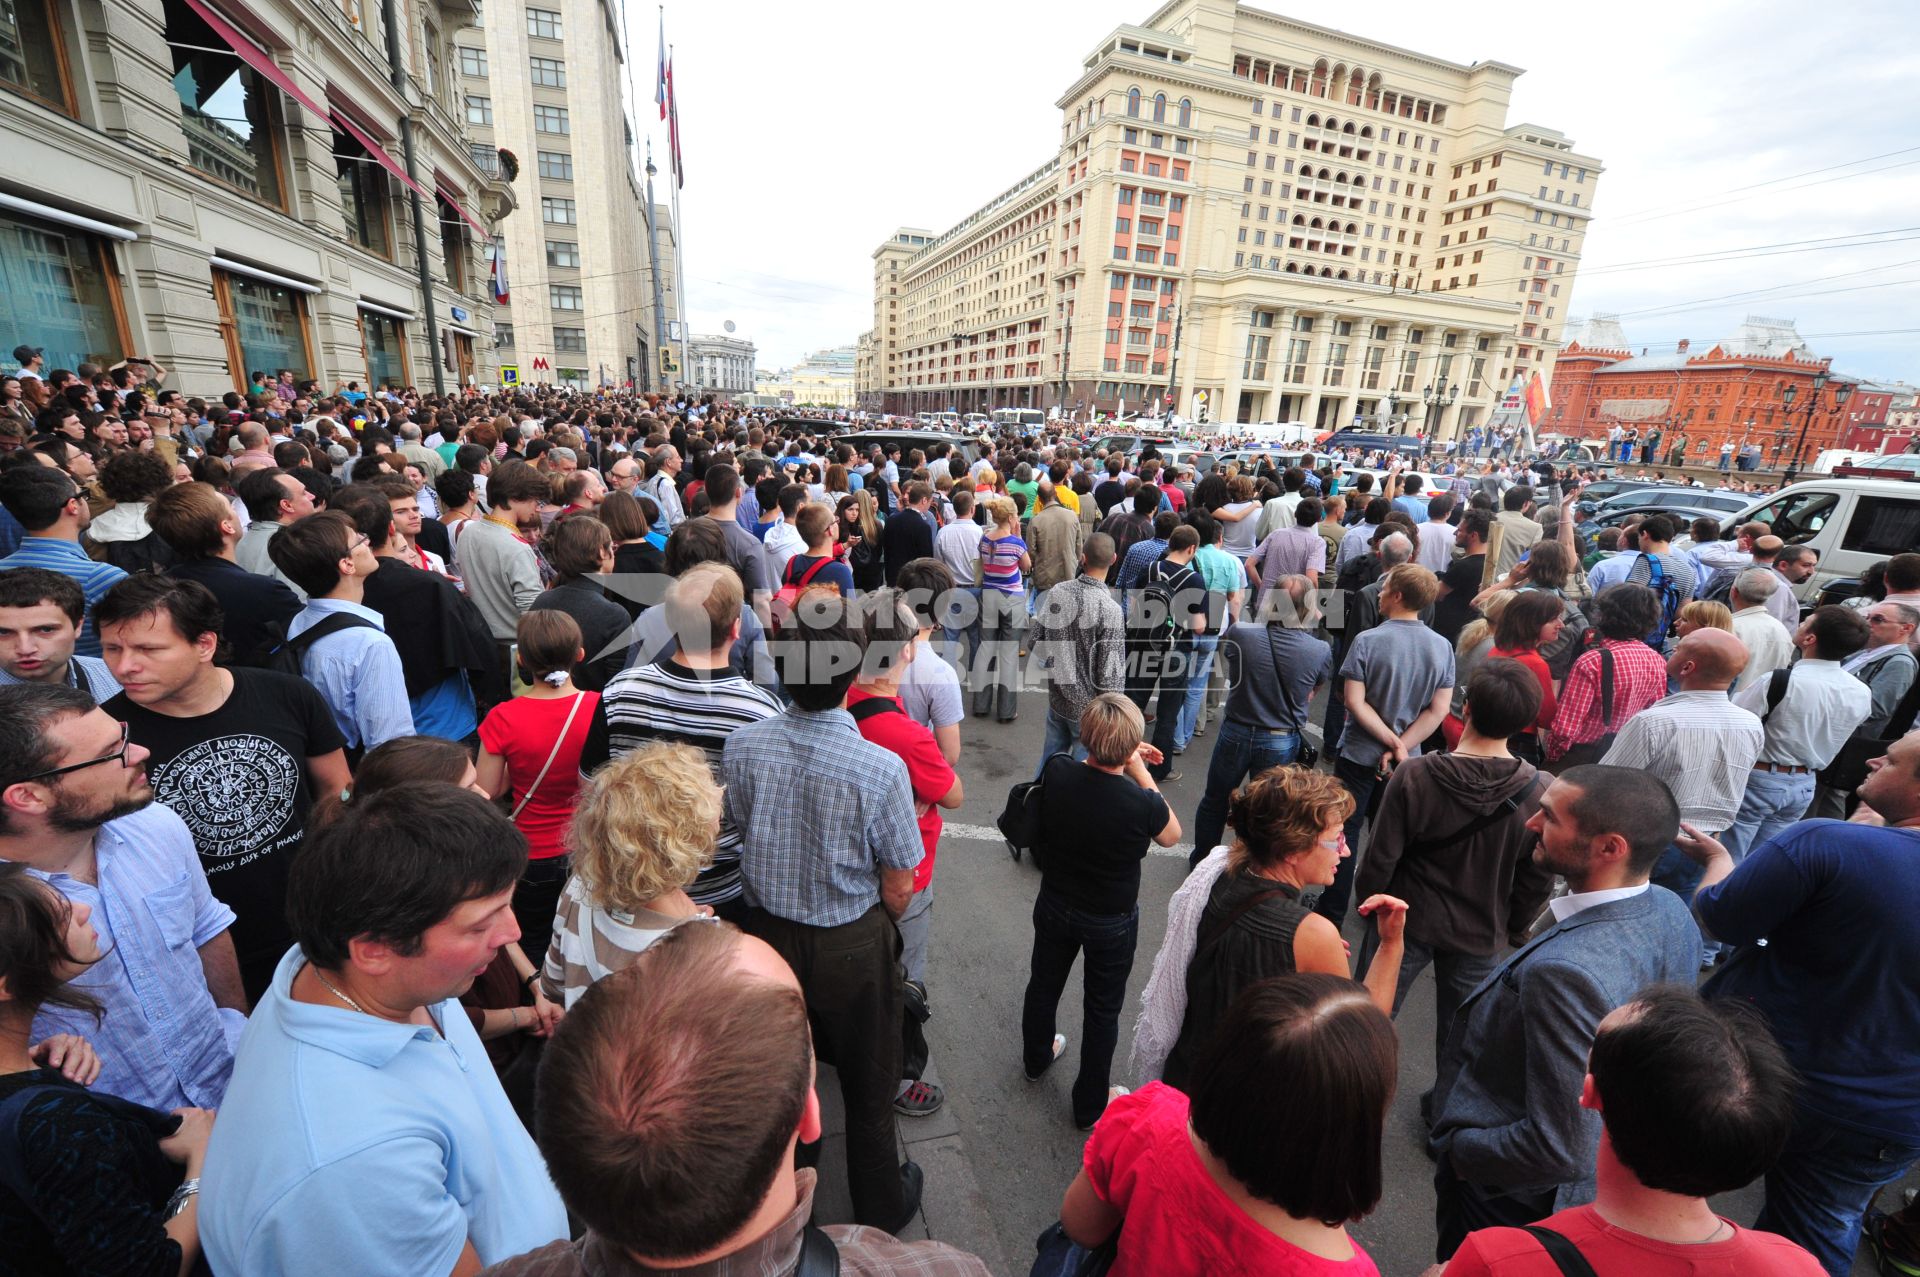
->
[[264, 612, 379, 679], [998, 752, 1073, 866]]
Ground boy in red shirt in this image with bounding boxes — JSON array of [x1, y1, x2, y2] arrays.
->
[[848, 588, 963, 1119], [1439, 985, 1822, 1277]]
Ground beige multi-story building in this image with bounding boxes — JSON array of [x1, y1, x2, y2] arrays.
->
[[0, 0, 514, 395], [874, 0, 1602, 440], [760, 345, 857, 408], [689, 332, 755, 396], [458, 0, 652, 389]]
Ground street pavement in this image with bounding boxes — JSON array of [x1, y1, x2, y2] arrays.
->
[[804, 689, 1915, 1275]]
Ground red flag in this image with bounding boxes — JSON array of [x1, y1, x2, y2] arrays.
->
[[1523, 371, 1550, 425], [666, 53, 682, 188]]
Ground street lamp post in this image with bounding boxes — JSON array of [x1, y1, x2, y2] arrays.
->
[[1422, 381, 1460, 447], [1780, 371, 1853, 486]]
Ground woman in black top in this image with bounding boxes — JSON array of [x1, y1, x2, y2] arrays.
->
[[1162, 766, 1408, 1092], [600, 491, 664, 621], [1021, 693, 1181, 1129], [532, 515, 630, 693], [0, 862, 214, 1276]]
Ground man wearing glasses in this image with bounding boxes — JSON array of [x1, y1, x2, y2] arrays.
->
[[1809, 602, 1919, 820], [0, 683, 246, 1110]]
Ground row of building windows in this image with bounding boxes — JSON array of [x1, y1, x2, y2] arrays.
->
[[455, 49, 567, 87]]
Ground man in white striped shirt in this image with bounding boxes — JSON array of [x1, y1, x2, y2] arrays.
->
[[1602, 628, 1764, 907]]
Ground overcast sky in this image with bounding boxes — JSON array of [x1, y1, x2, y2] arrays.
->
[[626, 0, 1919, 382]]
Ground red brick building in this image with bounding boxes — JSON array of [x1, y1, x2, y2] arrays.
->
[[1548, 338, 1856, 467]]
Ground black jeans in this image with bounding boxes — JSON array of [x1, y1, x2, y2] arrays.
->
[[1021, 889, 1139, 1127], [1144, 645, 1193, 781], [511, 856, 570, 974], [744, 904, 908, 1228], [1319, 754, 1386, 927], [1433, 1151, 1556, 1262]]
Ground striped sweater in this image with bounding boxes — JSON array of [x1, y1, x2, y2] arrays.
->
[[577, 657, 782, 906]]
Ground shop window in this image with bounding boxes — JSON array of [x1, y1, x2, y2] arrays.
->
[[0, 211, 128, 372]]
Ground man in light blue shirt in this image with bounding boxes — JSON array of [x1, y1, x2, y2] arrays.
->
[[201, 785, 567, 1276], [0, 687, 245, 1110], [268, 511, 415, 751], [0, 566, 122, 701], [0, 465, 128, 655]]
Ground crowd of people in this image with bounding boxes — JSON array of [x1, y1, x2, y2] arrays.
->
[[0, 356, 1916, 1277]]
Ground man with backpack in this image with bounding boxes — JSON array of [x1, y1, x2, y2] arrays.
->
[[1616, 515, 1694, 644], [1721, 606, 1872, 863], [1129, 524, 1212, 783], [266, 510, 414, 755]]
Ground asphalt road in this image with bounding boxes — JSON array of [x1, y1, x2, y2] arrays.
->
[[882, 691, 1914, 1276]]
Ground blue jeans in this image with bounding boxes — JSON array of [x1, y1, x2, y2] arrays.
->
[[939, 586, 981, 694], [1724, 768, 1815, 863], [1174, 630, 1221, 749], [1755, 1106, 1920, 1277], [1036, 708, 1087, 779], [1191, 719, 1299, 866], [1021, 890, 1139, 1127]]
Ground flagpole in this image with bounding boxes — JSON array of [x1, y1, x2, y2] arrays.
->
[[668, 38, 689, 398]]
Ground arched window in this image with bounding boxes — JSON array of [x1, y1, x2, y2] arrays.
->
[[1306, 113, 1320, 128], [1152, 92, 1166, 123], [1177, 98, 1192, 127], [1126, 87, 1141, 117], [1326, 116, 1340, 132], [1311, 59, 1328, 97]]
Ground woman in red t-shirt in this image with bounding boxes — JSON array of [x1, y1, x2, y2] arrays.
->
[[1485, 590, 1564, 767], [477, 609, 598, 966], [1058, 973, 1394, 1277]]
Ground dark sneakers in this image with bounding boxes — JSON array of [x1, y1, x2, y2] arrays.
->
[[894, 1079, 945, 1117], [878, 1160, 925, 1236]]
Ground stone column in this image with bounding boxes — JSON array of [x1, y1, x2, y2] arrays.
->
[[1219, 304, 1252, 426]]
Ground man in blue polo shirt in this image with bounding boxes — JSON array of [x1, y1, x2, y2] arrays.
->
[[201, 784, 567, 1276], [0, 463, 126, 655]]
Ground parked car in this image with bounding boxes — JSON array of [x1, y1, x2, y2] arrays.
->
[[1593, 487, 1750, 518], [1708, 478, 1920, 600], [1595, 503, 1736, 532], [1322, 429, 1426, 458]]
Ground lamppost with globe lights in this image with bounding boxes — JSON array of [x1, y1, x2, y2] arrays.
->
[[1780, 370, 1852, 487], [1423, 381, 1460, 446]]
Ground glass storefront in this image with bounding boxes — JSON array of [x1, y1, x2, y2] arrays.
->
[[0, 211, 123, 373], [362, 312, 405, 390], [220, 270, 308, 382]]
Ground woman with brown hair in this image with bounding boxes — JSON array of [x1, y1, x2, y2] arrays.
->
[[598, 490, 663, 619], [476, 610, 599, 963], [0, 863, 218, 1276], [1484, 588, 1566, 764], [532, 515, 627, 692], [1062, 974, 1396, 1276], [1216, 473, 1262, 555], [1135, 765, 1407, 1091]]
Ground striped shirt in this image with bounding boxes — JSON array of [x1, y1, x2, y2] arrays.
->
[[578, 657, 781, 907], [539, 874, 716, 1008], [0, 537, 127, 656], [977, 533, 1027, 594], [1599, 690, 1765, 831]]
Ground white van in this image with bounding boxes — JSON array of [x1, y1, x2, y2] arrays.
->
[[1241, 421, 1317, 445], [1719, 478, 1920, 600]]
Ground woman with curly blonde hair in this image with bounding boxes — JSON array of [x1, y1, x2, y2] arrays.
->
[[1131, 765, 1408, 1090], [539, 742, 722, 1008]]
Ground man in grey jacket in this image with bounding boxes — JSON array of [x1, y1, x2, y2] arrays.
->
[[1428, 764, 1701, 1261]]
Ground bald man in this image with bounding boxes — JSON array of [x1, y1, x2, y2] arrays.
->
[[1601, 628, 1767, 910]]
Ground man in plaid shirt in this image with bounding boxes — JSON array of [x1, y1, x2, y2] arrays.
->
[[1548, 583, 1672, 763]]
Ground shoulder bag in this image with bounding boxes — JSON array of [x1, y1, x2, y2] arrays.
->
[[1552, 645, 1616, 771], [510, 692, 588, 821], [1519, 1225, 1600, 1277]]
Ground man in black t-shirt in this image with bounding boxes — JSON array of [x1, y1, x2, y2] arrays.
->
[[1135, 526, 1212, 782], [96, 575, 349, 1002], [1433, 508, 1491, 645]]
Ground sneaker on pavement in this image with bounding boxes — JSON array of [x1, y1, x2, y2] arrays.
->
[[894, 1079, 945, 1118], [1025, 1033, 1068, 1082]]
